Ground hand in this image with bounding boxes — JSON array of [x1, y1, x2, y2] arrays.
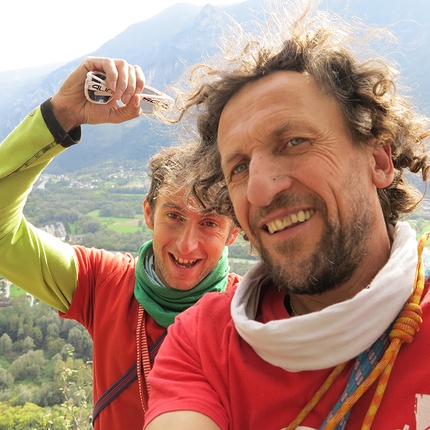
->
[[50, 57, 145, 131]]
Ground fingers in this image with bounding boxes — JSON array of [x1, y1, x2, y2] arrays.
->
[[87, 57, 145, 106], [113, 62, 145, 106], [52, 57, 145, 129]]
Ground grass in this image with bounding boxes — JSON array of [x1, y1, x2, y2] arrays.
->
[[87, 210, 142, 233], [9, 285, 26, 297], [108, 224, 141, 234], [68, 222, 76, 235]]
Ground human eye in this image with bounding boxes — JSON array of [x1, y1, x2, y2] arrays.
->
[[223, 156, 249, 184], [202, 219, 218, 228], [167, 212, 182, 221], [286, 137, 305, 147], [230, 162, 248, 180], [280, 137, 311, 155], [233, 163, 248, 174]]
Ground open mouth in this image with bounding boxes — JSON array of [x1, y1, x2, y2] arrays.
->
[[265, 209, 315, 234], [171, 254, 200, 268]]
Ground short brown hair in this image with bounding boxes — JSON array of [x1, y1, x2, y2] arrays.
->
[[146, 142, 236, 222]]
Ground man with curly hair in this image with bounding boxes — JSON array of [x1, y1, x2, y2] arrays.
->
[[145, 1, 430, 429]]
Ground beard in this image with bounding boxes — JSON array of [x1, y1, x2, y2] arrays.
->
[[251, 193, 372, 296]]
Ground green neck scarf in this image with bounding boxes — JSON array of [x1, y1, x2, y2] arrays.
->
[[134, 240, 230, 328]]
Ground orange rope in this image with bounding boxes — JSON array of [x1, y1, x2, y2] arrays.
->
[[284, 362, 348, 430], [285, 232, 429, 429]]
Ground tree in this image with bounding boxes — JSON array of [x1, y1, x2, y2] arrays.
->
[[30, 326, 43, 348], [20, 336, 35, 354], [8, 350, 46, 381], [47, 337, 66, 359], [0, 333, 12, 356], [58, 354, 93, 430], [0, 368, 13, 391], [37, 381, 63, 407], [47, 322, 61, 338], [60, 344, 75, 361], [14, 385, 33, 406], [76, 216, 101, 234], [0, 401, 62, 430], [67, 327, 83, 350]]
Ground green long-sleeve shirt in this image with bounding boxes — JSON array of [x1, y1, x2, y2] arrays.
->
[[0, 102, 80, 312]]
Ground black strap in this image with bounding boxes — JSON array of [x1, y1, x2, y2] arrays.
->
[[92, 330, 167, 426], [40, 98, 81, 148]]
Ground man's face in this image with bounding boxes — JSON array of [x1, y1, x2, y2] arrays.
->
[[144, 191, 239, 291], [217, 71, 393, 294]]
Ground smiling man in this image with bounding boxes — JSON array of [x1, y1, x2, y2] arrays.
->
[[0, 57, 240, 430], [144, 1, 430, 429]]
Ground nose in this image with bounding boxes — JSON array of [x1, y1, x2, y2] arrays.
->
[[247, 153, 293, 207], [176, 222, 200, 255]]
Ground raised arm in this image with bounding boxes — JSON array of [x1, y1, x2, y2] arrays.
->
[[0, 57, 144, 312]]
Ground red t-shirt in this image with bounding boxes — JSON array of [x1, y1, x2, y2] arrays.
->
[[146, 279, 430, 429], [62, 245, 240, 430]]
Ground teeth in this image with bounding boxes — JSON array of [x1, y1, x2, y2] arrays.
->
[[174, 256, 198, 265], [266, 209, 315, 234]]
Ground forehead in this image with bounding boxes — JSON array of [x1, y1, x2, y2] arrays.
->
[[154, 187, 227, 220], [217, 71, 345, 159], [154, 186, 191, 209]]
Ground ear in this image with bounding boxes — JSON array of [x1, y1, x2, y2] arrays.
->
[[225, 227, 241, 246], [371, 143, 394, 189], [143, 197, 154, 230]]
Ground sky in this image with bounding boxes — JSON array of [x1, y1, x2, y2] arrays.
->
[[0, 0, 243, 73]]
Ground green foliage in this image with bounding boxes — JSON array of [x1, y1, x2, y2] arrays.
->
[[410, 217, 430, 238], [0, 368, 13, 391], [75, 216, 102, 234], [9, 285, 24, 298], [8, 350, 46, 381], [0, 298, 93, 420], [0, 402, 53, 430], [0, 401, 78, 429], [58, 350, 93, 430], [229, 259, 258, 276], [0, 333, 12, 356]]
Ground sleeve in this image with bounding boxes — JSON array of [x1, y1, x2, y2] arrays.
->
[[145, 300, 229, 430], [0, 102, 81, 312]]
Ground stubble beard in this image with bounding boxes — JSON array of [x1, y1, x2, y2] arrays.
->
[[251, 197, 372, 296]]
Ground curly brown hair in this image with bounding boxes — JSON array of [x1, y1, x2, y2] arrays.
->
[[171, 0, 430, 227]]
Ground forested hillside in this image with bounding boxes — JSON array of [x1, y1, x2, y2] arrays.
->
[[0, 295, 93, 429]]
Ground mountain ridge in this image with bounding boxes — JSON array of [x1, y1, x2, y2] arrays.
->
[[1, 0, 429, 174]]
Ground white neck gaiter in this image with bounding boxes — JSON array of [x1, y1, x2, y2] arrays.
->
[[231, 222, 417, 372]]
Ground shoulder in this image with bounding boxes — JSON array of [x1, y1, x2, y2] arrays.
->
[[72, 245, 137, 296], [174, 287, 236, 333], [73, 245, 136, 273]]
